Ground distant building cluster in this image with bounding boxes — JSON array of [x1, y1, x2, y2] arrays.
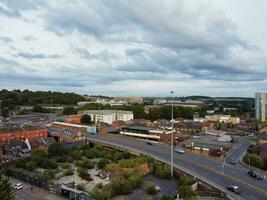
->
[[77, 96, 143, 107], [153, 99, 204, 108], [193, 113, 240, 125]]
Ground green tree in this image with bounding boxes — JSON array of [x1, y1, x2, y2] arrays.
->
[[179, 176, 196, 200], [48, 142, 65, 157], [25, 160, 37, 171], [0, 172, 14, 200], [63, 106, 77, 115], [97, 158, 110, 169], [81, 114, 91, 124], [32, 105, 43, 112], [1, 108, 9, 117], [243, 153, 264, 169], [31, 148, 47, 161]]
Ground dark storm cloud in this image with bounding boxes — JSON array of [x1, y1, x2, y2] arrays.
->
[[16, 52, 61, 59]]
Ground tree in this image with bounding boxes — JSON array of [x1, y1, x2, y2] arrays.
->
[[63, 106, 77, 115], [179, 176, 196, 200], [243, 153, 264, 169], [91, 190, 110, 200], [48, 142, 65, 157], [97, 158, 110, 169], [31, 148, 47, 161], [0, 172, 14, 200], [32, 105, 43, 112], [1, 108, 9, 117], [81, 114, 91, 124]]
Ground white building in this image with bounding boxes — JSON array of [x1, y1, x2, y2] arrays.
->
[[255, 92, 267, 122], [83, 110, 134, 124]]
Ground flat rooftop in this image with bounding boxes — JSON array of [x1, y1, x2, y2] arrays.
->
[[83, 110, 133, 115]]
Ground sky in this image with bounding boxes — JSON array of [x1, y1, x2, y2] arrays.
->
[[0, 0, 267, 97]]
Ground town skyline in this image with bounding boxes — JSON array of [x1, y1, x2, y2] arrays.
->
[[0, 0, 267, 97]]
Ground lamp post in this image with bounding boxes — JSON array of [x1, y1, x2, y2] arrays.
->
[[171, 91, 174, 177]]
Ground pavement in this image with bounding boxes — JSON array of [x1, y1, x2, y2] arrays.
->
[[86, 134, 267, 200], [9, 177, 65, 200]]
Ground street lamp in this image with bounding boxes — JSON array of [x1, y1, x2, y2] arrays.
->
[[171, 91, 174, 177]]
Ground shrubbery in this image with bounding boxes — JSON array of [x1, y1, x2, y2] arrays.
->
[[146, 182, 157, 195], [243, 153, 264, 169]]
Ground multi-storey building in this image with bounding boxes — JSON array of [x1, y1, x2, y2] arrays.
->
[[83, 110, 134, 124], [255, 92, 267, 122]]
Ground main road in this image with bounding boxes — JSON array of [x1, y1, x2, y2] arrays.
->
[[86, 134, 267, 200]]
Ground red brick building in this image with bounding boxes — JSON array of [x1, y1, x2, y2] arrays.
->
[[0, 125, 48, 143]]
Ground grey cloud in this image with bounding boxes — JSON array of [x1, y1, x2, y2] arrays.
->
[[22, 35, 37, 41], [75, 48, 116, 61], [0, 36, 13, 43], [16, 52, 61, 59]]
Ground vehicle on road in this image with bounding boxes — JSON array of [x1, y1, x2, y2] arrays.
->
[[247, 170, 263, 180], [230, 159, 237, 165], [146, 141, 153, 145], [226, 185, 241, 194], [174, 147, 185, 154], [14, 183, 23, 190]]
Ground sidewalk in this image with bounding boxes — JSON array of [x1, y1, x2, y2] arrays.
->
[[9, 177, 66, 200]]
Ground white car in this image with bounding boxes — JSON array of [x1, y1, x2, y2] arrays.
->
[[174, 148, 185, 154], [14, 183, 23, 190]]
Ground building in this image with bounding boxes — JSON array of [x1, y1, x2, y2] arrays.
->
[[120, 125, 174, 144], [48, 126, 86, 143], [0, 125, 48, 143], [50, 122, 96, 133], [82, 110, 134, 124], [255, 92, 267, 122], [205, 115, 240, 124]]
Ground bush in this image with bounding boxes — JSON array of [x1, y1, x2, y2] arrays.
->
[[97, 159, 110, 169], [161, 195, 175, 200], [179, 176, 196, 200], [78, 168, 89, 179], [77, 160, 94, 169], [63, 169, 73, 176], [151, 160, 171, 179], [48, 142, 65, 157], [111, 179, 132, 196], [146, 182, 157, 195], [91, 190, 110, 200], [76, 184, 85, 191]]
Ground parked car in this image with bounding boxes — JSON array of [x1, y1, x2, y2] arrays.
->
[[247, 170, 263, 180], [230, 159, 237, 165], [226, 185, 241, 194], [14, 183, 23, 190], [174, 148, 185, 154], [146, 141, 153, 145]]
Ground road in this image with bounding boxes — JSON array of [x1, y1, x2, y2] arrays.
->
[[225, 137, 252, 164], [9, 177, 64, 200], [86, 134, 267, 200]]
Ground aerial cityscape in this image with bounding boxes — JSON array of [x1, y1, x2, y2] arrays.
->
[[0, 1, 267, 200]]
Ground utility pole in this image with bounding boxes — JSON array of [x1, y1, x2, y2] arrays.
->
[[74, 164, 77, 200], [50, 99, 53, 124], [0, 100, 2, 127], [171, 91, 174, 177]]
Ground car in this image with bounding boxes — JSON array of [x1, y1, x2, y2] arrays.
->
[[226, 185, 241, 194], [14, 183, 23, 190], [146, 141, 153, 145], [174, 148, 185, 154], [230, 159, 237, 165], [247, 170, 263, 180]]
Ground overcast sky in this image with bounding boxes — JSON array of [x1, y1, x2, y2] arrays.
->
[[0, 0, 266, 97]]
